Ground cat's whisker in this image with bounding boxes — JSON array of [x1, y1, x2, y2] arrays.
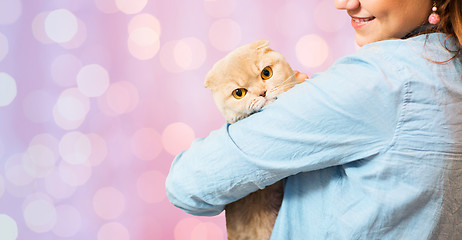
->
[[266, 73, 297, 98], [277, 73, 296, 90], [279, 73, 296, 86]]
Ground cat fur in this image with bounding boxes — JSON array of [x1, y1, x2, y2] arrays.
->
[[204, 40, 300, 240]]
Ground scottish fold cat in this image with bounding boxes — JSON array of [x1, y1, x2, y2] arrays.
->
[[205, 40, 302, 240]]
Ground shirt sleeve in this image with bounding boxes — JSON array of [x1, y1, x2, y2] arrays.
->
[[165, 46, 403, 216]]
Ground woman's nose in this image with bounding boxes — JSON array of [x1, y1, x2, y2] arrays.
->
[[334, 0, 360, 10]]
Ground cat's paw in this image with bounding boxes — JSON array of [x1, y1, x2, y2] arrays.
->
[[249, 97, 267, 112]]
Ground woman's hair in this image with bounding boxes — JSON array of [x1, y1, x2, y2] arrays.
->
[[437, 0, 462, 47]]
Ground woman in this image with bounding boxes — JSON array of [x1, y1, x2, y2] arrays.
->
[[166, 0, 462, 238]]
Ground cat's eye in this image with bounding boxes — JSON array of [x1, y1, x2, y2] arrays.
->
[[232, 88, 247, 99], [261, 66, 273, 80]]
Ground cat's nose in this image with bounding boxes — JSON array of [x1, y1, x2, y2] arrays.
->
[[260, 91, 266, 97]]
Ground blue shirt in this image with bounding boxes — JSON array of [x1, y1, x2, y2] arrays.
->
[[166, 33, 462, 239]]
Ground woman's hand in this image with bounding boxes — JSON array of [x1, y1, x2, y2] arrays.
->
[[294, 70, 309, 84]]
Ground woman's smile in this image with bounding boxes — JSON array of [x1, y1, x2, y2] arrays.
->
[[350, 16, 376, 30]]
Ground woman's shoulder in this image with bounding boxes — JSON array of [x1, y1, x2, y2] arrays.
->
[[353, 33, 457, 63], [361, 32, 449, 50], [329, 33, 457, 77]]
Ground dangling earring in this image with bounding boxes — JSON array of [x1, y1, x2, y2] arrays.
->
[[428, 1, 440, 25]]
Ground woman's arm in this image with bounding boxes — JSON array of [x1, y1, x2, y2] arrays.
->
[[166, 45, 403, 216]]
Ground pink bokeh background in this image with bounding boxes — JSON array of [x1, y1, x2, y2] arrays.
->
[[0, 0, 355, 239]]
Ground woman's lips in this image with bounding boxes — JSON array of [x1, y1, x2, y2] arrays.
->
[[350, 16, 376, 29]]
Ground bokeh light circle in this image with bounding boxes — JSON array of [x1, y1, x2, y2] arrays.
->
[[5, 154, 35, 186], [93, 187, 126, 220], [77, 64, 110, 97], [209, 19, 241, 52], [56, 95, 88, 121], [296, 34, 329, 68], [161, 122, 195, 156], [174, 37, 207, 70], [0, 32, 8, 61], [59, 18, 87, 49], [129, 27, 159, 47], [127, 14, 161, 60], [44, 9, 78, 43], [0, 72, 17, 107], [97, 222, 130, 240], [58, 160, 92, 186], [160, 40, 185, 73], [87, 133, 108, 166], [191, 222, 225, 240], [128, 13, 161, 36], [95, 0, 119, 14], [59, 131, 92, 165], [0, 0, 22, 25], [99, 81, 139, 116], [127, 27, 160, 60], [204, 0, 236, 18], [174, 218, 224, 240], [136, 170, 165, 203], [44, 169, 76, 200], [29, 133, 60, 160], [32, 11, 53, 44], [23, 198, 57, 233], [0, 214, 18, 240], [53, 88, 90, 130], [174, 218, 202, 240], [131, 128, 162, 161], [22, 144, 56, 178], [115, 0, 147, 14], [160, 38, 206, 73], [52, 205, 82, 238]]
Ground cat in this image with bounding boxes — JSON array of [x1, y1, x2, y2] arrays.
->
[[204, 40, 302, 240]]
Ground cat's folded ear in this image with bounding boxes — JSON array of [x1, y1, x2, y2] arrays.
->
[[251, 40, 271, 53], [251, 40, 269, 49], [204, 71, 212, 89], [204, 68, 215, 90]]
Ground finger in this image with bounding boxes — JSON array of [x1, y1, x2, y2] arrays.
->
[[294, 71, 308, 83]]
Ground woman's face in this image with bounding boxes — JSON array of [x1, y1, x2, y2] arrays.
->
[[334, 0, 432, 46]]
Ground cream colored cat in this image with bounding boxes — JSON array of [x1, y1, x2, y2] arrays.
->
[[204, 40, 301, 240]]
